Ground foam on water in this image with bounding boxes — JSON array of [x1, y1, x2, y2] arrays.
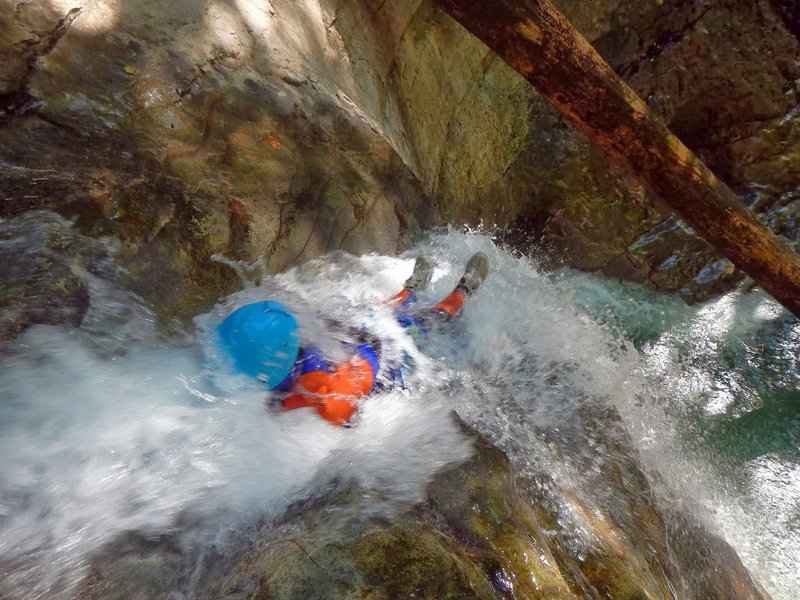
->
[[0, 249, 474, 598], [564, 273, 800, 600], [1, 229, 798, 599]]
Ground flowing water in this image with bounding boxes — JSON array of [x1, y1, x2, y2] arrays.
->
[[0, 228, 797, 599]]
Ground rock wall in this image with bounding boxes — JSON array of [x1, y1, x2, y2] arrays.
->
[[0, 0, 436, 329], [3, 0, 798, 328], [329, 0, 800, 302]]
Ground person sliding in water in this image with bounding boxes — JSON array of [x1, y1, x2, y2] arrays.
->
[[217, 253, 489, 426]]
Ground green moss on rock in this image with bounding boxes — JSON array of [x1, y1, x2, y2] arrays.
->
[[351, 525, 491, 599]]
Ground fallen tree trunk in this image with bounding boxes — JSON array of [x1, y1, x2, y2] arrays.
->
[[435, 0, 800, 317]]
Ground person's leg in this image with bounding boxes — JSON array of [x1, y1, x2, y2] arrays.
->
[[386, 255, 435, 341], [430, 252, 489, 320], [386, 255, 434, 312]]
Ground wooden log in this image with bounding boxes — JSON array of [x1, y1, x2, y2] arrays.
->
[[435, 0, 800, 317]]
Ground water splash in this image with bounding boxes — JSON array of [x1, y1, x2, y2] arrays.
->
[[564, 271, 800, 600], [0, 229, 797, 599], [0, 249, 472, 598]]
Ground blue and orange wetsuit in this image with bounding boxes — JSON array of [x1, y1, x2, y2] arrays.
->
[[276, 286, 467, 426]]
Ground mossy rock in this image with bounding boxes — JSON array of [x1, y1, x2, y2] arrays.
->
[[350, 525, 493, 599]]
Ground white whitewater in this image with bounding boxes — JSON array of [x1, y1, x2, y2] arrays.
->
[[0, 230, 796, 598]]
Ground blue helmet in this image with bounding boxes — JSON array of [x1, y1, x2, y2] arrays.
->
[[218, 301, 300, 388]]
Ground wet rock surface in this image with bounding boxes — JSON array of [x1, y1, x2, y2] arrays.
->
[[0, 211, 93, 344], [544, 0, 800, 299], [334, 0, 800, 302], [2, 0, 799, 318], [80, 418, 768, 600], [0, 210, 160, 354], [1, 0, 435, 329]]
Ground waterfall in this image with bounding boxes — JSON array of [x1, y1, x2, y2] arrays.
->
[[0, 229, 796, 599]]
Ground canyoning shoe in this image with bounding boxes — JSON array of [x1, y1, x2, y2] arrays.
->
[[457, 252, 489, 295], [404, 255, 434, 292]]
